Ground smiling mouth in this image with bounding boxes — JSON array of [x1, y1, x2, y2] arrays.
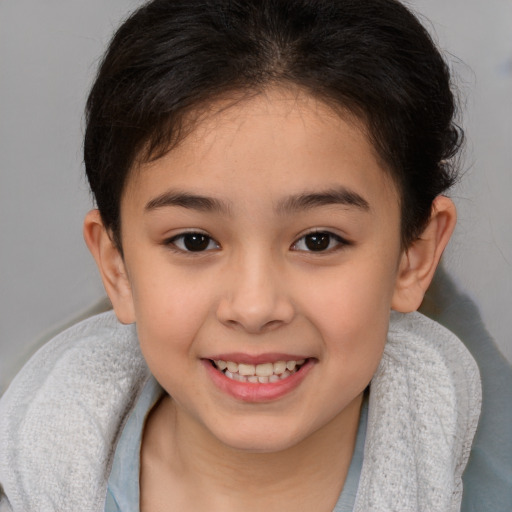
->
[[210, 359, 307, 384]]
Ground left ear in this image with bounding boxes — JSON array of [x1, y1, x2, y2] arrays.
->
[[392, 196, 457, 312]]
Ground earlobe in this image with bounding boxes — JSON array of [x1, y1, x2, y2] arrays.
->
[[83, 210, 136, 324], [392, 196, 457, 312]]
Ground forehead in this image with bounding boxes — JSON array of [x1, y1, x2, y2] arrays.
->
[[123, 87, 399, 216]]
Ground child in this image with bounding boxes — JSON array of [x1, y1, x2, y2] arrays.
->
[[0, 1, 482, 511]]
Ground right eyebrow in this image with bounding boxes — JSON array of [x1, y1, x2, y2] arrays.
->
[[144, 191, 231, 214]]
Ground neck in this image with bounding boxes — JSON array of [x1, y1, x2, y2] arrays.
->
[[141, 393, 363, 512]]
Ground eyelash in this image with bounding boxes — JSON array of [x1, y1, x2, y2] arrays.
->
[[291, 231, 350, 253], [165, 232, 220, 253], [165, 230, 349, 254]]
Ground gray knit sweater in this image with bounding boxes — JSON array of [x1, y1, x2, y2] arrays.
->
[[0, 311, 481, 512]]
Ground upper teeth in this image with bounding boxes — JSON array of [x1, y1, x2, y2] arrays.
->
[[214, 359, 305, 377]]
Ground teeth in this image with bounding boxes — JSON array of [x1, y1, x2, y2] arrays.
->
[[255, 363, 273, 377], [273, 361, 287, 374], [286, 361, 296, 371], [214, 358, 306, 382], [238, 363, 255, 376], [226, 361, 238, 373], [215, 360, 227, 371]]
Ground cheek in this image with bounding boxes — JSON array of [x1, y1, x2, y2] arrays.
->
[[129, 270, 217, 363], [299, 256, 397, 324], [296, 257, 397, 368]]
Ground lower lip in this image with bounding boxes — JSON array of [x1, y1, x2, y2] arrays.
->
[[203, 359, 314, 402]]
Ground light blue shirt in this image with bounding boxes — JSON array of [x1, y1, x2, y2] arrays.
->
[[105, 380, 368, 512], [105, 377, 162, 512]]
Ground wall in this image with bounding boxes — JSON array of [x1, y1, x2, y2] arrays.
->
[[412, 0, 512, 360], [0, 1, 140, 392], [1, 0, 511, 394]]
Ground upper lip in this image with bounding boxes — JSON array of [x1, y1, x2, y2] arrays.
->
[[203, 353, 311, 364]]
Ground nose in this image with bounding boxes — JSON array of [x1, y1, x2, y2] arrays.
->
[[216, 252, 295, 334]]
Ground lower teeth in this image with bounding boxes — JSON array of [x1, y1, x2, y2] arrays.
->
[[223, 367, 299, 383]]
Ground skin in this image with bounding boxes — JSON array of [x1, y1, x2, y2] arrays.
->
[[84, 87, 456, 511]]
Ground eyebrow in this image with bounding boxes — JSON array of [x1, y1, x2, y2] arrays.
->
[[144, 186, 370, 215], [145, 191, 231, 214], [276, 187, 370, 214]]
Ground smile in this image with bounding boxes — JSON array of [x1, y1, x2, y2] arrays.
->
[[204, 356, 314, 402], [212, 359, 306, 383]]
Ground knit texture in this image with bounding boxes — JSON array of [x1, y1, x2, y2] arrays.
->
[[0, 311, 481, 512], [0, 313, 150, 512], [353, 312, 481, 512]]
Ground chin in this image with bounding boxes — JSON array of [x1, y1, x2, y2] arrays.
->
[[210, 420, 308, 454]]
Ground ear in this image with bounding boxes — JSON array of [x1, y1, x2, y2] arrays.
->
[[83, 210, 136, 324], [392, 196, 457, 312]]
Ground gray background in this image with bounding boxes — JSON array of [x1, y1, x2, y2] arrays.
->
[[1, 0, 511, 394]]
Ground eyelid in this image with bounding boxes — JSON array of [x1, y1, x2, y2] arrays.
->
[[291, 230, 351, 252], [164, 230, 220, 253]]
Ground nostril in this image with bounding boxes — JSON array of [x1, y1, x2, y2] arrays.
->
[[261, 319, 287, 332], [215, 284, 295, 333]]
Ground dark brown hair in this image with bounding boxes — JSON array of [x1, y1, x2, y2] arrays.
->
[[84, 0, 462, 249]]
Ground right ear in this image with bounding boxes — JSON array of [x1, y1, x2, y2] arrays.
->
[[83, 210, 135, 324]]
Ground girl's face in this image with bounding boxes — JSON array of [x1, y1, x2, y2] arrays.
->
[[119, 88, 404, 452]]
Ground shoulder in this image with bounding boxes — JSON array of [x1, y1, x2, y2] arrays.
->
[[386, 311, 482, 409], [421, 273, 512, 511], [354, 311, 481, 512], [0, 312, 150, 512], [0, 492, 13, 512]]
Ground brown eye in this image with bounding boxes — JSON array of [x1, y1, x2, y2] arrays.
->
[[183, 233, 210, 251], [292, 231, 348, 252], [304, 233, 330, 251], [168, 232, 219, 252]]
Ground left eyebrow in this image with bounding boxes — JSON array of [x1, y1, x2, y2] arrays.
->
[[276, 187, 370, 214]]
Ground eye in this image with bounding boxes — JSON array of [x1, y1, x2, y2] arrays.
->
[[292, 231, 348, 252], [167, 232, 220, 252]]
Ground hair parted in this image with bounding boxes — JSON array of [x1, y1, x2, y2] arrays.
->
[[84, 0, 463, 249]]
